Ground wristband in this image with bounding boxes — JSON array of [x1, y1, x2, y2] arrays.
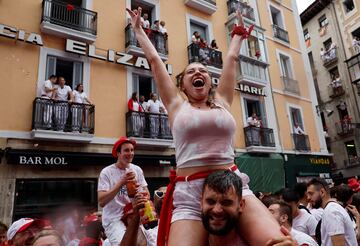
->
[[231, 24, 254, 39]]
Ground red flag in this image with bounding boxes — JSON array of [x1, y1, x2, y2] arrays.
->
[[66, 4, 75, 11]]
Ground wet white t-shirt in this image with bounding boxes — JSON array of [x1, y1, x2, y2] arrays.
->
[[98, 163, 147, 226], [291, 228, 318, 246], [293, 209, 317, 236], [321, 202, 357, 246]]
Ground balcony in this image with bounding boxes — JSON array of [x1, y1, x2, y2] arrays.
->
[[31, 98, 95, 142], [126, 111, 173, 147], [291, 134, 311, 151], [40, 0, 97, 43], [328, 84, 345, 98], [281, 76, 300, 95], [344, 157, 360, 167], [227, 0, 255, 22], [238, 54, 268, 85], [184, 0, 217, 15], [272, 25, 289, 43], [244, 126, 276, 152], [125, 24, 168, 61], [345, 52, 360, 84], [322, 47, 338, 68], [188, 43, 223, 71], [335, 119, 354, 137]]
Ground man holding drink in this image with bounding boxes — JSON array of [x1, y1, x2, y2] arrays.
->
[[98, 137, 149, 245]]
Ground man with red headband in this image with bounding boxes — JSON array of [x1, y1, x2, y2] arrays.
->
[[98, 137, 149, 245]]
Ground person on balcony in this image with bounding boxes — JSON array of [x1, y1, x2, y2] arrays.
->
[[199, 38, 210, 65], [39, 75, 57, 129], [246, 112, 261, 145], [71, 84, 91, 133], [352, 37, 360, 54], [159, 21, 167, 35], [128, 92, 144, 137], [139, 95, 147, 112], [146, 93, 164, 138], [152, 20, 160, 32], [293, 123, 306, 151], [293, 123, 305, 135], [328, 42, 337, 60], [331, 75, 342, 95], [127, 7, 285, 246], [53, 77, 73, 131]]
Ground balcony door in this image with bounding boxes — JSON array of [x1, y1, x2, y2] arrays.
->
[[46, 56, 83, 90], [244, 98, 267, 127], [289, 107, 304, 132], [132, 74, 158, 102]]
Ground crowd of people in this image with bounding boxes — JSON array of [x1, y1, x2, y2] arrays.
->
[[37, 75, 92, 133], [320, 42, 337, 64], [127, 92, 171, 138], [190, 31, 222, 66], [353, 37, 360, 54]]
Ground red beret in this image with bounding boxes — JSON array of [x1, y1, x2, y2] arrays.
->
[[112, 137, 136, 158]]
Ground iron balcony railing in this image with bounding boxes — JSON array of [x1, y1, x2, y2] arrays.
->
[[291, 134, 311, 151], [42, 0, 97, 35], [244, 126, 275, 147], [272, 25, 289, 43], [238, 54, 268, 83], [187, 43, 223, 69], [126, 111, 172, 140], [335, 119, 354, 136], [328, 84, 345, 98], [125, 23, 168, 55], [281, 76, 300, 94], [32, 97, 95, 134], [322, 47, 338, 67], [227, 0, 255, 21]]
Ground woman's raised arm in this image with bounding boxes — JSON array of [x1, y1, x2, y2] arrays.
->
[[216, 10, 248, 107], [126, 8, 182, 113]]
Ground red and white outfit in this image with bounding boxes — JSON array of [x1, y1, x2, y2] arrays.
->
[[158, 100, 251, 245], [98, 163, 147, 245]]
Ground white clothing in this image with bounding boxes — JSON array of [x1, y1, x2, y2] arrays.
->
[[247, 116, 260, 127], [321, 202, 357, 246], [104, 219, 126, 246], [159, 26, 167, 34], [97, 163, 147, 226], [142, 18, 150, 29], [66, 239, 80, 246], [40, 80, 54, 98], [132, 101, 140, 112], [291, 228, 318, 246], [293, 209, 317, 236], [147, 100, 163, 113], [310, 208, 324, 222], [140, 225, 158, 246], [140, 101, 147, 111], [55, 85, 72, 101], [294, 126, 305, 135], [73, 90, 89, 104]]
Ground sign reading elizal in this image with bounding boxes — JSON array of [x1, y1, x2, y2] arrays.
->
[[0, 23, 172, 74]]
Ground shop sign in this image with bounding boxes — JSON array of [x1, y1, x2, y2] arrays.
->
[[19, 156, 68, 165], [238, 83, 266, 96], [159, 160, 171, 165], [0, 23, 172, 74], [309, 157, 330, 165]]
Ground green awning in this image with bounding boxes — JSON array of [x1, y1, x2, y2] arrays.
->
[[235, 153, 285, 193]]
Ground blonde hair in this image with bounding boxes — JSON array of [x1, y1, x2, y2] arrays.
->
[[177, 62, 216, 108], [32, 229, 64, 246]]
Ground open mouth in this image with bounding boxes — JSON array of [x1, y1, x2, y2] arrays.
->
[[192, 78, 205, 88]]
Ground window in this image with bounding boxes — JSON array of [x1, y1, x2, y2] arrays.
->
[[337, 101, 349, 120], [190, 21, 209, 44], [323, 38, 332, 50], [329, 67, 340, 80], [318, 15, 329, 28], [244, 98, 267, 127], [303, 29, 310, 40], [289, 107, 304, 131], [132, 73, 158, 102], [131, 0, 157, 25], [279, 54, 293, 78], [46, 56, 83, 89], [343, 0, 355, 13], [345, 140, 357, 159], [270, 6, 284, 28]]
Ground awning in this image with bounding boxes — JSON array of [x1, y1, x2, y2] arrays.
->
[[235, 153, 285, 193]]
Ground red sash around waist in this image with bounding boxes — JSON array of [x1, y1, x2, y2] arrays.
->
[[157, 165, 238, 246]]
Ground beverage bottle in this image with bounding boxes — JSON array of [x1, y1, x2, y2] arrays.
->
[[125, 168, 137, 198], [140, 199, 158, 230]]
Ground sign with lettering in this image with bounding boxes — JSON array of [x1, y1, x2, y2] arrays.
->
[[19, 156, 68, 165], [0, 23, 172, 74], [238, 83, 266, 96], [309, 157, 330, 165]]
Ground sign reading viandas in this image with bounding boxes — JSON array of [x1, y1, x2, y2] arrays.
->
[[0, 23, 173, 75]]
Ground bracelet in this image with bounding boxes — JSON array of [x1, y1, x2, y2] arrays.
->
[[231, 24, 254, 39]]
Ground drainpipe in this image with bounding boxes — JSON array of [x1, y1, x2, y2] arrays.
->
[[330, 1, 360, 118]]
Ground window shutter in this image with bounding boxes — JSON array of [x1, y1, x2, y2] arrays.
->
[[73, 61, 83, 89], [46, 56, 57, 80]]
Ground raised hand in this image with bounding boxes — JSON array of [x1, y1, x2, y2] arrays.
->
[[126, 7, 142, 29], [236, 9, 244, 27]]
